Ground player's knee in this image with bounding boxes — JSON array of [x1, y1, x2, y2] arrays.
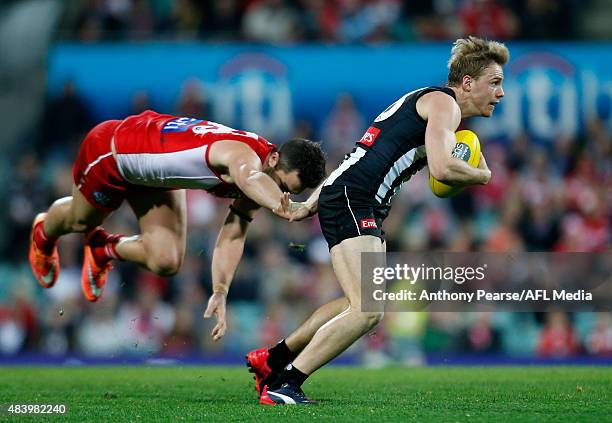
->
[[149, 252, 183, 276]]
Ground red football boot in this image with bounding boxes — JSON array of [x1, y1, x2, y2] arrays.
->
[[259, 385, 276, 406], [246, 348, 273, 395]]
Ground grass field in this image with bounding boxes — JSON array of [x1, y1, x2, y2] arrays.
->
[[1, 366, 610, 422]]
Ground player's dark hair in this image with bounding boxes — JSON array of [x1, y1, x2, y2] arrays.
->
[[447, 36, 509, 86], [277, 138, 326, 189]]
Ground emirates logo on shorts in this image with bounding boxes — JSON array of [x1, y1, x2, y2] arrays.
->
[[360, 218, 377, 229]]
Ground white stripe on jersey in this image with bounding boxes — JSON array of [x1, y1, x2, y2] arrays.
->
[[375, 145, 427, 203], [115, 145, 223, 189], [83, 152, 113, 176], [324, 147, 367, 187]]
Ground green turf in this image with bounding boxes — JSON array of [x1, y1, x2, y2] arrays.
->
[[0, 366, 610, 422]]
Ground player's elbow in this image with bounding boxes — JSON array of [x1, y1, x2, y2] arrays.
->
[[428, 160, 451, 183]]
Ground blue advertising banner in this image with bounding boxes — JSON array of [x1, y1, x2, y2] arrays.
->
[[47, 43, 612, 143]]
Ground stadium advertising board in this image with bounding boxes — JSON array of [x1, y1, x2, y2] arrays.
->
[[48, 43, 612, 142]]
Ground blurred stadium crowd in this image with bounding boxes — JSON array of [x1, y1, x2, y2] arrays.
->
[[0, 0, 610, 363], [58, 0, 581, 42]]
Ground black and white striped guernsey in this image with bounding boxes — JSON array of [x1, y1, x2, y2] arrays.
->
[[324, 86, 456, 205]]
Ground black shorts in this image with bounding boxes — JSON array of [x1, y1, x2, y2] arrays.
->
[[318, 185, 390, 250]]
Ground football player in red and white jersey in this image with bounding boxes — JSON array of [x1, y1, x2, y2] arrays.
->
[[29, 110, 325, 340]]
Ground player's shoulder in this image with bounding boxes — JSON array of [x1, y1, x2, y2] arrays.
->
[[212, 138, 254, 155], [417, 86, 456, 104], [209, 137, 267, 170], [416, 87, 459, 120]]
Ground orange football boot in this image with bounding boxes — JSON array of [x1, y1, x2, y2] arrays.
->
[[81, 228, 113, 302], [29, 213, 60, 288]]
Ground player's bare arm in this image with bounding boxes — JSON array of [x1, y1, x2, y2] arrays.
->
[[208, 140, 292, 218], [420, 92, 491, 185], [204, 197, 259, 341]]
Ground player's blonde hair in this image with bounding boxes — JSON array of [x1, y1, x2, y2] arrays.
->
[[447, 36, 509, 86]]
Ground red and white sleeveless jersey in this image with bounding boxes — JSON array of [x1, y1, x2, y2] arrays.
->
[[112, 110, 275, 198]]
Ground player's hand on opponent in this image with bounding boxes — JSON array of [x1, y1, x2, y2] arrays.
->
[[203, 291, 227, 341], [477, 152, 492, 184], [272, 192, 294, 220], [287, 201, 316, 221], [272, 192, 316, 222]]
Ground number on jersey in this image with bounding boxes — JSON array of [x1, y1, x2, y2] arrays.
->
[[162, 117, 203, 132], [191, 121, 259, 140]]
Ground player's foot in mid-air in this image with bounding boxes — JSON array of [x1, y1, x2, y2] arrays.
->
[[246, 348, 277, 395], [81, 228, 121, 302], [259, 383, 317, 405], [29, 213, 60, 288]]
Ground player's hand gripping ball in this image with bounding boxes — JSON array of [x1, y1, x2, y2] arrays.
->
[[429, 129, 481, 198]]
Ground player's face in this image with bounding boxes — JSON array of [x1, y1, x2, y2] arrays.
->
[[472, 63, 505, 117], [263, 152, 304, 194], [274, 169, 303, 194]]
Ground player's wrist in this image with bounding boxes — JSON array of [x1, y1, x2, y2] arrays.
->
[[212, 286, 228, 296], [305, 202, 317, 217]]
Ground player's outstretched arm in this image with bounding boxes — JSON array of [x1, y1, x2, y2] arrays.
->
[[285, 181, 324, 222], [204, 198, 258, 341], [218, 142, 291, 216], [422, 92, 491, 186]]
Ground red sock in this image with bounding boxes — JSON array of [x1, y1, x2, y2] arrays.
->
[[34, 221, 57, 255], [89, 231, 125, 266]]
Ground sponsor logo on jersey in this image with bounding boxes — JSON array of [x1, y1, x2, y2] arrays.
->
[[360, 218, 377, 229], [162, 117, 203, 133], [358, 126, 381, 147]]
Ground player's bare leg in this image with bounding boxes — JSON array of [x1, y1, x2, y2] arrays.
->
[[247, 297, 349, 395], [284, 240, 385, 355], [79, 189, 186, 301], [45, 184, 110, 236], [285, 297, 349, 353], [29, 185, 109, 288], [261, 235, 385, 405], [116, 189, 187, 276], [292, 236, 385, 373]]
